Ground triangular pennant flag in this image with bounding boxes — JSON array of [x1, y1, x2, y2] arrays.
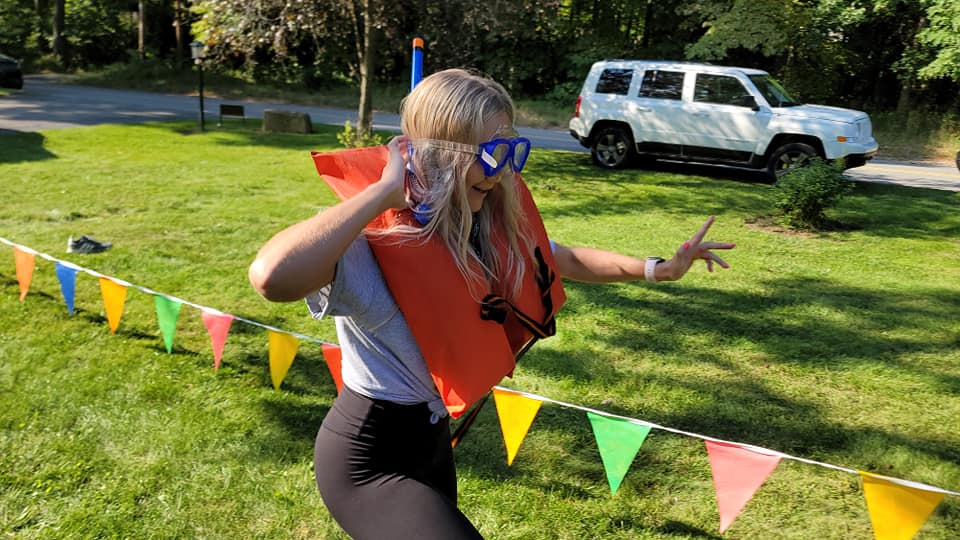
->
[[154, 296, 182, 353], [98, 277, 127, 334], [201, 310, 234, 371], [705, 440, 782, 533], [268, 330, 299, 390], [492, 388, 542, 466], [321, 343, 344, 393], [14, 247, 35, 302], [55, 262, 78, 315], [587, 412, 651, 494], [860, 471, 945, 540]]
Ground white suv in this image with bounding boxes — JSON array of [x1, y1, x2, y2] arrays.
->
[[568, 60, 878, 178]]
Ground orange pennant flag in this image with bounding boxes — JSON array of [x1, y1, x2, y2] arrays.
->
[[201, 310, 234, 371], [860, 471, 945, 540], [321, 343, 344, 393], [268, 330, 299, 390], [14, 247, 35, 302], [98, 277, 128, 334], [492, 388, 542, 466], [705, 440, 782, 533]]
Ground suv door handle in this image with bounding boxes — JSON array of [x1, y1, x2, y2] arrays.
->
[[693, 112, 710, 117], [636, 107, 652, 112]]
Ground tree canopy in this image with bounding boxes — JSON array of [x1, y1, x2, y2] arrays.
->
[[3, 0, 958, 112]]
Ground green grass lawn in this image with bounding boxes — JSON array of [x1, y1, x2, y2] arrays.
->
[[1, 121, 958, 539]]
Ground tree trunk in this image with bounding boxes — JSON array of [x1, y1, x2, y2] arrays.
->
[[173, 0, 184, 67], [52, 0, 65, 64], [138, 1, 145, 61], [896, 82, 912, 115], [34, 0, 49, 52], [354, 0, 377, 143], [641, 0, 652, 49]]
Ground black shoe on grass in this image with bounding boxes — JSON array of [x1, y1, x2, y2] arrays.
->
[[67, 235, 112, 254]]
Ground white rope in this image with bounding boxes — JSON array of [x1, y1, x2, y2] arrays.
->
[[4, 236, 958, 498]]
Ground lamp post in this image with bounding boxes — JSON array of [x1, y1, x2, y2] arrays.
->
[[189, 40, 205, 132]]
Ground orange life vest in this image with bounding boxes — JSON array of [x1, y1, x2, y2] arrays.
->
[[311, 146, 566, 417]]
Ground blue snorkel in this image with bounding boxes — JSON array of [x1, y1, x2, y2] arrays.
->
[[407, 37, 431, 225]]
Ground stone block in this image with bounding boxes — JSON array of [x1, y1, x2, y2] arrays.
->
[[262, 109, 313, 134]]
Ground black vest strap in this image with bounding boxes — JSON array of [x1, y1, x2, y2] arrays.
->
[[453, 246, 558, 449], [478, 246, 557, 337]]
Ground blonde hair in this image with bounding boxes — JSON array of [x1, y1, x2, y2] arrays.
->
[[382, 68, 531, 300]]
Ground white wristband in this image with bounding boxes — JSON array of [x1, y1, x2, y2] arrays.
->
[[645, 257, 664, 283]]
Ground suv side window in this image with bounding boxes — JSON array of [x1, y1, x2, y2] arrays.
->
[[595, 69, 633, 95], [694, 74, 753, 107], [638, 70, 684, 100]]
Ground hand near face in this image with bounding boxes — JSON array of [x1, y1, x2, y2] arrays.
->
[[380, 135, 413, 211]]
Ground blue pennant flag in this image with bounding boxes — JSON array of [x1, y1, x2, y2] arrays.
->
[[55, 262, 78, 315]]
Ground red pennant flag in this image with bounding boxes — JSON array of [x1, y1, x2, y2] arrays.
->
[[201, 310, 234, 371], [14, 247, 35, 302], [321, 343, 344, 393], [705, 440, 782, 533]]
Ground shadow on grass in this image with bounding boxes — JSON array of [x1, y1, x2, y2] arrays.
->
[[136, 120, 349, 153], [528, 151, 776, 222], [531, 152, 960, 242], [655, 521, 723, 539], [0, 131, 57, 163], [231, 343, 337, 461], [503, 275, 960, 469], [837, 182, 960, 239]]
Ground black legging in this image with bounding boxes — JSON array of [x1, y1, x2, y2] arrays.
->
[[314, 385, 484, 539]]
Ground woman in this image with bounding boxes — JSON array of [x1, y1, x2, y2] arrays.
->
[[248, 69, 734, 539]]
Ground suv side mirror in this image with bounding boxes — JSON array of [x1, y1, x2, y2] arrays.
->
[[741, 94, 761, 111]]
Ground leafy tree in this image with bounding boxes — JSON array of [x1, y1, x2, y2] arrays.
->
[[0, 0, 40, 61], [916, 0, 960, 83]]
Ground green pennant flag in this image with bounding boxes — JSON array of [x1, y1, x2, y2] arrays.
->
[[587, 412, 651, 494], [154, 296, 182, 353]]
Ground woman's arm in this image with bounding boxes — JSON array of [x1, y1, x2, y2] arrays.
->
[[553, 216, 735, 283], [248, 136, 409, 302]]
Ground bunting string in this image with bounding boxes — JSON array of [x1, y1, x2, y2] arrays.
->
[[0, 237, 328, 345], [4, 235, 958, 534], [488, 385, 959, 497]]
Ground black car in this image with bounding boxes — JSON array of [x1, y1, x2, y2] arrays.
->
[[0, 53, 23, 90]]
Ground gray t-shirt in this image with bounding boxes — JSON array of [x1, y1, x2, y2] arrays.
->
[[305, 235, 447, 418]]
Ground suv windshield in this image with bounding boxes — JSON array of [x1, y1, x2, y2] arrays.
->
[[748, 74, 800, 107]]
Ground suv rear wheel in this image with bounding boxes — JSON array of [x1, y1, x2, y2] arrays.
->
[[767, 142, 817, 179], [591, 126, 636, 169]]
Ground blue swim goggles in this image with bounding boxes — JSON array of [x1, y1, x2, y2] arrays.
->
[[415, 135, 532, 176]]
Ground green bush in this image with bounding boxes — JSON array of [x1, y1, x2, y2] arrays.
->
[[336, 120, 384, 148], [771, 158, 852, 228]]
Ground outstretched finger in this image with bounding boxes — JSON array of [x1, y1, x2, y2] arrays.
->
[[707, 253, 730, 269], [698, 241, 737, 251], [689, 215, 716, 246]]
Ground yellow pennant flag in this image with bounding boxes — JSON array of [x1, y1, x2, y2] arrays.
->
[[268, 330, 299, 390], [492, 388, 542, 466], [98, 277, 128, 334], [860, 471, 945, 540], [14, 247, 35, 302]]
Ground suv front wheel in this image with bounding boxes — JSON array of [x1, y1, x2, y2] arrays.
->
[[767, 142, 817, 179], [591, 126, 637, 169]]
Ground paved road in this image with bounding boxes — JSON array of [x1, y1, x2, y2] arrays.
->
[[3, 74, 958, 191]]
